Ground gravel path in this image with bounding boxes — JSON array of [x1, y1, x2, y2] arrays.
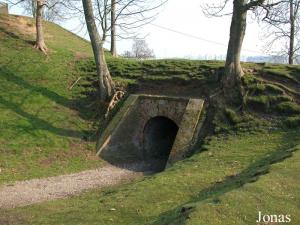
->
[[0, 165, 142, 209]]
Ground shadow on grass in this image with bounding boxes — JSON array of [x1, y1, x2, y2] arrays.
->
[[150, 136, 300, 225], [0, 67, 72, 107], [0, 27, 35, 46], [0, 96, 89, 139], [0, 66, 100, 141]]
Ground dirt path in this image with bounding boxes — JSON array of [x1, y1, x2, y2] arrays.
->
[[0, 165, 143, 209]]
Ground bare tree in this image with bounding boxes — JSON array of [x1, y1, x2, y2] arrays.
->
[[82, 0, 115, 101], [108, 0, 166, 57], [122, 50, 132, 58], [131, 38, 155, 59], [110, 0, 117, 57], [20, 0, 37, 17], [42, 0, 70, 22], [122, 39, 155, 59], [34, 0, 47, 53], [7, 0, 45, 53], [203, 0, 283, 102], [259, 0, 300, 64], [7, 0, 72, 54], [22, 0, 72, 22]]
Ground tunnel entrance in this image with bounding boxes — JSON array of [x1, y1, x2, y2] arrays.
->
[[97, 95, 205, 173], [143, 116, 179, 171]]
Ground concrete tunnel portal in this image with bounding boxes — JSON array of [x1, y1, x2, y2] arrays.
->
[[96, 94, 205, 172]]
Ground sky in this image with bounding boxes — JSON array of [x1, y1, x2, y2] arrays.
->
[[8, 0, 267, 59]]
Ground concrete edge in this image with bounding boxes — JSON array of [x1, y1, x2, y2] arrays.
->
[[167, 98, 205, 164], [189, 98, 205, 148], [96, 95, 139, 156]]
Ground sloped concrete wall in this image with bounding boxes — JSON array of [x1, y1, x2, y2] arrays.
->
[[97, 94, 204, 165], [96, 95, 140, 162], [168, 98, 204, 164]]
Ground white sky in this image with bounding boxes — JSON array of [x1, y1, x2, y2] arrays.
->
[[8, 0, 266, 59]]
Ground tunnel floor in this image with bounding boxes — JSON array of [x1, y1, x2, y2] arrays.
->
[[143, 116, 179, 172]]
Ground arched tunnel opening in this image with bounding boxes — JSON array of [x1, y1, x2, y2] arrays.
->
[[143, 116, 179, 172]]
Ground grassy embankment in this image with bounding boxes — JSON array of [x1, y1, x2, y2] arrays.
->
[[0, 15, 103, 184]]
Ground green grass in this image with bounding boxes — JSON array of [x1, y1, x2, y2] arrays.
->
[[76, 57, 223, 97], [1, 129, 299, 224], [275, 102, 300, 115], [243, 73, 300, 118], [0, 15, 105, 184], [1, 13, 300, 225], [284, 115, 300, 128], [262, 64, 300, 84]]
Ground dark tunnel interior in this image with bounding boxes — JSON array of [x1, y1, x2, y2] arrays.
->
[[143, 116, 179, 172]]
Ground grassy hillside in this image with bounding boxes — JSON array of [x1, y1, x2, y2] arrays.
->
[[0, 14, 225, 184], [1, 14, 300, 225], [0, 14, 104, 184]]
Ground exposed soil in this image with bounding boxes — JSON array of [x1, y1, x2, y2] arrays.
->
[[0, 164, 144, 209], [4, 16, 35, 36], [0, 15, 53, 40]]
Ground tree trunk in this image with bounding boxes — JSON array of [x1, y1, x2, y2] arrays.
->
[[34, 0, 47, 54], [32, 0, 37, 18], [222, 0, 247, 103], [289, 0, 295, 65], [110, 0, 117, 57], [82, 0, 115, 101]]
